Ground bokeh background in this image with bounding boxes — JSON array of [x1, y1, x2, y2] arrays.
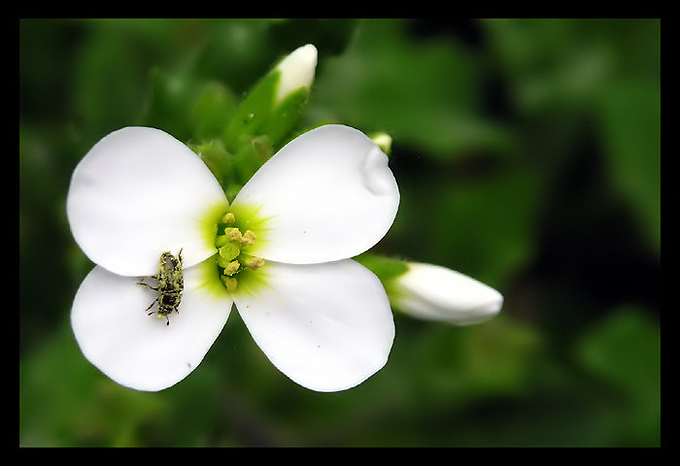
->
[[19, 18, 660, 447]]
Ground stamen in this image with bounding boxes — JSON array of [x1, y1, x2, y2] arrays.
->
[[214, 210, 265, 293], [225, 227, 244, 243], [242, 230, 257, 245], [220, 276, 238, 292], [244, 257, 265, 270], [224, 261, 240, 276]]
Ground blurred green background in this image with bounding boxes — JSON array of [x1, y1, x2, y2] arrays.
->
[[19, 18, 660, 447]]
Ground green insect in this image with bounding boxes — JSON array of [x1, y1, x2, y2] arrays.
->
[[138, 249, 184, 326]]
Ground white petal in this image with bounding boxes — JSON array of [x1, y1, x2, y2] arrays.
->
[[233, 259, 394, 392], [392, 262, 503, 326], [70, 263, 232, 392], [66, 127, 228, 276], [232, 125, 399, 264]]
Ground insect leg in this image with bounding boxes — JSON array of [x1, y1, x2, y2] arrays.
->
[[145, 298, 158, 313], [137, 280, 158, 291]]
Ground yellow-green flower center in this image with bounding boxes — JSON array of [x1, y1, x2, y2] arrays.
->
[[206, 202, 275, 296], [213, 211, 266, 292], [196, 202, 271, 298]]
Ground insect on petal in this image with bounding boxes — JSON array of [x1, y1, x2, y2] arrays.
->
[[71, 262, 232, 392]]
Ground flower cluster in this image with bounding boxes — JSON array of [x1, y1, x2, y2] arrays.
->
[[66, 44, 502, 393]]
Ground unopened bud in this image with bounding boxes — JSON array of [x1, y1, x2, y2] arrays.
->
[[390, 262, 503, 326], [370, 132, 392, 156], [274, 44, 318, 106]]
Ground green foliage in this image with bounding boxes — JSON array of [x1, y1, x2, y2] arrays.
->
[[309, 19, 512, 159], [574, 307, 660, 445], [20, 18, 660, 446]]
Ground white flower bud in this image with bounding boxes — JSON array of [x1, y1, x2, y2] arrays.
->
[[391, 262, 503, 326], [370, 132, 392, 156], [274, 43, 318, 105]]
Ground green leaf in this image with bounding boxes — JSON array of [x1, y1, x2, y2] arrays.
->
[[309, 19, 511, 160], [597, 80, 660, 255], [575, 307, 659, 399], [394, 167, 541, 287], [140, 67, 205, 142], [20, 323, 164, 446], [574, 307, 660, 445], [408, 315, 543, 405]]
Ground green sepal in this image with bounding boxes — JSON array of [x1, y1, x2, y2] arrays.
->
[[187, 140, 234, 194], [354, 253, 409, 284], [258, 87, 310, 148], [354, 254, 410, 309], [223, 70, 310, 155], [223, 71, 279, 153], [231, 135, 275, 186], [224, 183, 243, 204]]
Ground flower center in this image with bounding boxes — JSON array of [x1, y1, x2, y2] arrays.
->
[[214, 210, 266, 293]]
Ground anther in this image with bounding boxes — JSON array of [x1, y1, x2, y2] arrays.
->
[[220, 276, 238, 292], [224, 261, 240, 276], [244, 257, 265, 270], [242, 230, 257, 245], [221, 212, 236, 224], [225, 227, 257, 246], [225, 227, 244, 243]]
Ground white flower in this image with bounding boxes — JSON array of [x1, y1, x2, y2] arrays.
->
[[66, 124, 399, 392], [389, 262, 503, 326]]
